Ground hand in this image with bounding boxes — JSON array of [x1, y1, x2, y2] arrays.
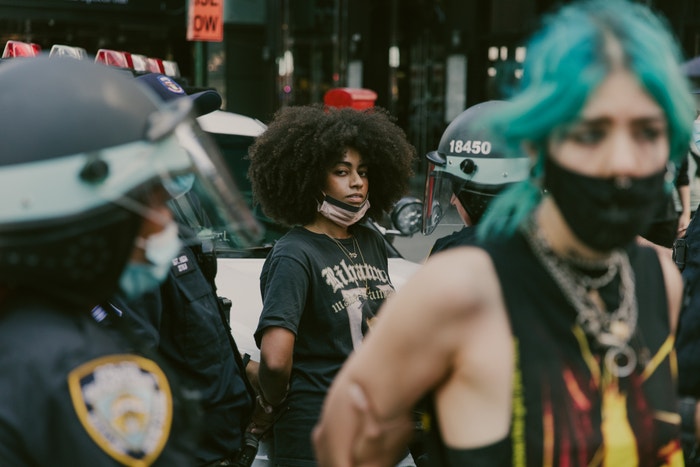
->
[[246, 394, 286, 439], [313, 383, 413, 467], [678, 211, 691, 238]]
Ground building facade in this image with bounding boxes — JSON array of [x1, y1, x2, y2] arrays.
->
[[2, 0, 699, 158]]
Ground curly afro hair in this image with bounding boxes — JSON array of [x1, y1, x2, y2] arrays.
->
[[248, 104, 416, 226]]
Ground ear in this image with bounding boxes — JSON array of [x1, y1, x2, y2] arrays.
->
[[521, 141, 540, 165]]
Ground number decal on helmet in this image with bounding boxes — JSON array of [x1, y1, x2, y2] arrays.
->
[[448, 140, 492, 155]]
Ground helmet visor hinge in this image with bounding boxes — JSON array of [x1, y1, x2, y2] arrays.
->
[[79, 153, 109, 184]]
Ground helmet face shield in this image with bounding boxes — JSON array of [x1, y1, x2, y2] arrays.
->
[[167, 121, 263, 250], [421, 153, 529, 235], [422, 156, 453, 235]]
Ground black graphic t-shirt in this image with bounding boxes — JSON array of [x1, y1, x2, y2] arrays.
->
[[254, 225, 394, 464]]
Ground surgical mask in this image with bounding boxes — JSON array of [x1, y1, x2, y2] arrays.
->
[[163, 173, 196, 199], [317, 193, 370, 227], [543, 157, 665, 252], [119, 221, 182, 299]]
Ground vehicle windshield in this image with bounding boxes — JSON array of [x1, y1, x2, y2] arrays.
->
[[208, 131, 288, 258]]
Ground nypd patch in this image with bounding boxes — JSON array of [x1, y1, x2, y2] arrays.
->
[[68, 355, 173, 466]]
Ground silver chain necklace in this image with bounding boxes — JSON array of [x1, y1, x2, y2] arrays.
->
[[522, 217, 638, 378]]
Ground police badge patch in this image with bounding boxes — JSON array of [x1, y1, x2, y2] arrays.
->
[[68, 355, 173, 466]]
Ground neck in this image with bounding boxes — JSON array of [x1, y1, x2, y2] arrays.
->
[[304, 214, 351, 239], [535, 196, 612, 262]]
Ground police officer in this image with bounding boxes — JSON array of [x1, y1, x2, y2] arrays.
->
[[422, 100, 529, 255], [107, 72, 255, 466], [0, 56, 251, 465]]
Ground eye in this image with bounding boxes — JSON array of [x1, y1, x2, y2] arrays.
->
[[634, 125, 664, 143], [568, 127, 606, 145], [358, 168, 369, 177]]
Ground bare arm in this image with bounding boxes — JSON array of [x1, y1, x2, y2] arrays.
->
[[258, 326, 295, 405], [313, 247, 502, 467]]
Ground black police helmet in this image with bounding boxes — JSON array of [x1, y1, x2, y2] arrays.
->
[[0, 56, 192, 306]]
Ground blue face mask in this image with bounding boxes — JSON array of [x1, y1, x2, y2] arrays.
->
[[163, 173, 196, 199], [119, 221, 182, 299]]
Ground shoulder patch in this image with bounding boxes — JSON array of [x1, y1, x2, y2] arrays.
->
[[171, 253, 193, 277], [68, 354, 173, 466]]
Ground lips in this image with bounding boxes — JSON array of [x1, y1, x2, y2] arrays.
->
[[346, 194, 365, 204]]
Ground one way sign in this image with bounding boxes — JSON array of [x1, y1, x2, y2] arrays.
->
[[187, 0, 223, 42]]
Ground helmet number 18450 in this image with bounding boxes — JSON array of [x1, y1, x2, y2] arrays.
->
[[449, 140, 492, 155]]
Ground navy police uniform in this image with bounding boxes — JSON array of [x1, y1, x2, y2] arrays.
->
[[0, 293, 196, 466], [111, 225, 254, 465]]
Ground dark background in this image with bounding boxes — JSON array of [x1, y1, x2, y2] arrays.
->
[[2, 0, 699, 163]]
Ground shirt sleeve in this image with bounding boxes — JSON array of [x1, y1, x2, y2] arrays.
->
[[254, 253, 310, 347]]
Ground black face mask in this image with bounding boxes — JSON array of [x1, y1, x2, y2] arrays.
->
[[543, 157, 665, 252]]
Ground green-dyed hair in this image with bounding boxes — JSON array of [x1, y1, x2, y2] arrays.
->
[[248, 104, 416, 226], [477, 0, 695, 240]]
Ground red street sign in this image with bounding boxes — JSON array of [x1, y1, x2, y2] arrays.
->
[[187, 0, 223, 42]]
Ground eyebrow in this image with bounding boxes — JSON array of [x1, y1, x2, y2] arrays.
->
[[334, 160, 368, 168], [574, 114, 666, 126]]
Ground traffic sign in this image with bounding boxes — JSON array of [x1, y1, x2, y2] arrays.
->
[[187, 0, 224, 42]]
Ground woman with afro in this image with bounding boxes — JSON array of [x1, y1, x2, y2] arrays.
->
[[246, 103, 415, 466]]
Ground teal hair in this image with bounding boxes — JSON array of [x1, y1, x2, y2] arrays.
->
[[477, 0, 695, 241]]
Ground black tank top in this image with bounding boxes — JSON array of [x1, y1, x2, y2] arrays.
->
[[425, 232, 683, 466]]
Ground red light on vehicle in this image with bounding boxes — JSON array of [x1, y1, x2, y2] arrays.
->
[[324, 88, 377, 110], [95, 49, 133, 69], [2, 40, 41, 58], [146, 57, 165, 74]]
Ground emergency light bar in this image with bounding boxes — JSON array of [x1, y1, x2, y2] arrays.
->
[[49, 44, 87, 60], [2, 41, 182, 78], [2, 40, 41, 58], [94, 48, 180, 77]]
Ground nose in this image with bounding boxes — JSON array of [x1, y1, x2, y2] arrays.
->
[[350, 170, 364, 188], [606, 130, 639, 178]]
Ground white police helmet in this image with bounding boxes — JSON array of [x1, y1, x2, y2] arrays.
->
[[422, 100, 529, 234]]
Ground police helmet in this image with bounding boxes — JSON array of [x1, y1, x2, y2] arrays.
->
[[422, 100, 529, 234], [0, 56, 260, 305]]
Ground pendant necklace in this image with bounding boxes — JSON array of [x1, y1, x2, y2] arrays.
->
[[521, 216, 638, 378], [328, 234, 369, 294]]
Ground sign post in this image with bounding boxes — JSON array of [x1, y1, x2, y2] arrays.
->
[[187, 0, 224, 42]]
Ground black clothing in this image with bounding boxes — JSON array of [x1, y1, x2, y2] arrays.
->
[[677, 209, 700, 396], [642, 191, 679, 248], [426, 233, 682, 465], [112, 243, 253, 465], [255, 225, 394, 465], [429, 226, 478, 256], [0, 293, 195, 466]]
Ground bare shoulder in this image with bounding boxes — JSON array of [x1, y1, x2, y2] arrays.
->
[[413, 246, 498, 306], [376, 245, 501, 330]]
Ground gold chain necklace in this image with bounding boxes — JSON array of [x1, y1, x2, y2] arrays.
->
[[328, 235, 369, 293], [331, 236, 358, 259]]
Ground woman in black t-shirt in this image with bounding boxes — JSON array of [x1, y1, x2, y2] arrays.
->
[[245, 104, 415, 466]]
